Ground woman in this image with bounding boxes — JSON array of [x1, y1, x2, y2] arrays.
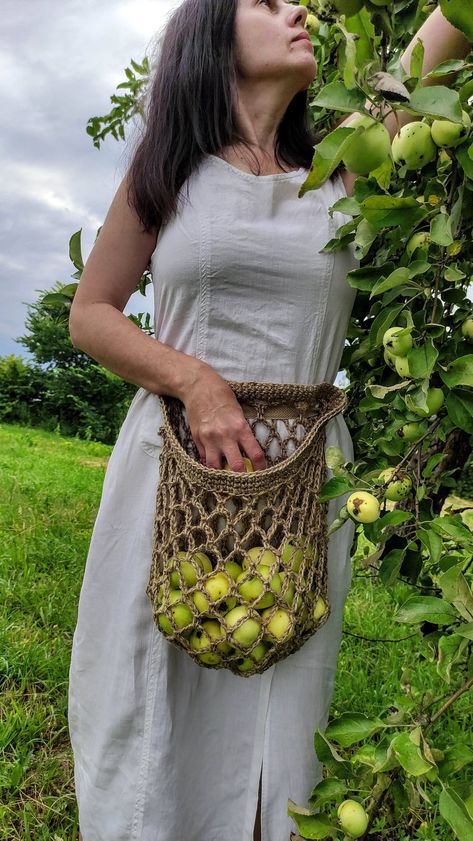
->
[[68, 2, 469, 840]]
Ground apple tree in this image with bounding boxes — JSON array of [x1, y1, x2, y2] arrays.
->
[[63, 2, 473, 837], [286, 1, 473, 840]]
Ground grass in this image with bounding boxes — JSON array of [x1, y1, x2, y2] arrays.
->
[[0, 422, 471, 840]]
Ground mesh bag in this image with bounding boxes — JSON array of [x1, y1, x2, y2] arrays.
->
[[146, 379, 347, 676]]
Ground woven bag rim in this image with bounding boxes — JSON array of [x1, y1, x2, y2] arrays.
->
[[158, 379, 347, 484]]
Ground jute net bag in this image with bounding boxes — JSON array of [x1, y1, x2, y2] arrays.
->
[[146, 380, 347, 677]]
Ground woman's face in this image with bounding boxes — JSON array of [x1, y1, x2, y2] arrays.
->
[[234, 0, 316, 92]]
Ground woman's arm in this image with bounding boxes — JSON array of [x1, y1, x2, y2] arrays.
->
[[69, 179, 267, 471], [340, 5, 471, 196]]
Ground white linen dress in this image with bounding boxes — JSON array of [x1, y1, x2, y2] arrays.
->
[[68, 154, 359, 841]]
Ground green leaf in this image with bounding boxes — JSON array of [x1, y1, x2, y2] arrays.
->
[[407, 339, 439, 380], [439, 0, 473, 43], [439, 785, 473, 841], [354, 218, 377, 258], [410, 39, 425, 81], [330, 197, 361, 216], [439, 564, 473, 622], [309, 779, 348, 808], [379, 548, 405, 588], [430, 515, 473, 548], [69, 230, 84, 271], [394, 595, 457, 625], [446, 389, 473, 433], [369, 156, 393, 190], [456, 145, 473, 180], [313, 730, 352, 780], [346, 264, 394, 292], [407, 86, 463, 122], [430, 212, 454, 246], [440, 355, 473, 388], [417, 528, 443, 564], [360, 196, 427, 231], [390, 730, 434, 776], [318, 476, 354, 501], [299, 126, 359, 194], [422, 452, 446, 478], [344, 7, 375, 66], [425, 59, 467, 78], [369, 303, 405, 348], [437, 633, 469, 683], [368, 382, 411, 399], [370, 267, 411, 297], [456, 622, 473, 640], [438, 745, 473, 779], [312, 81, 366, 114], [325, 712, 385, 747], [286, 805, 337, 840], [444, 265, 466, 282]]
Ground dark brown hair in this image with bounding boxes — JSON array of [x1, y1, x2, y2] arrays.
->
[[127, 0, 320, 232]]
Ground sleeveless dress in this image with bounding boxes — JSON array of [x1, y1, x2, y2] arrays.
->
[[68, 154, 359, 841]]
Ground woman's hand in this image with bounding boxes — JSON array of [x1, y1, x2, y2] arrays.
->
[[183, 366, 267, 472]]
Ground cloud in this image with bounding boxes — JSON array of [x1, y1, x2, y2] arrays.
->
[[0, 0, 178, 358]]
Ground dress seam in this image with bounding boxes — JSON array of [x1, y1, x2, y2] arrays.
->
[[130, 627, 162, 840], [310, 208, 337, 383], [196, 212, 210, 360]]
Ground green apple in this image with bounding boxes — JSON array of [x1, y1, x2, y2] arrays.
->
[[237, 565, 282, 609], [217, 596, 238, 613], [224, 606, 261, 648], [333, 0, 364, 15], [158, 613, 173, 635], [158, 589, 193, 634], [398, 421, 426, 442], [408, 387, 444, 418], [225, 560, 243, 581], [382, 326, 413, 357], [169, 550, 212, 589], [376, 468, 413, 501], [250, 641, 269, 662], [461, 317, 473, 340], [383, 348, 397, 371], [237, 570, 265, 602], [243, 546, 278, 570], [279, 571, 296, 607], [236, 656, 255, 673], [431, 110, 471, 148], [192, 589, 210, 614], [201, 619, 232, 655], [406, 231, 431, 257], [394, 355, 411, 378], [392, 122, 437, 170], [300, 534, 317, 559], [305, 13, 321, 34], [261, 607, 294, 642], [190, 628, 221, 665], [223, 456, 254, 472], [337, 800, 369, 838], [203, 571, 231, 602], [342, 115, 391, 176], [369, 0, 390, 5], [313, 596, 328, 622], [346, 491, 380, 523], [280, 539, 304, 573]]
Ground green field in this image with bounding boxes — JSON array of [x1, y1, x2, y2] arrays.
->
[[0, 423, 471, 840]]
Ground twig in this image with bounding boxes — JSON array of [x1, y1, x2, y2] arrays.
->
[[343, 629, 419, 643], [425, 674, 473, 728]]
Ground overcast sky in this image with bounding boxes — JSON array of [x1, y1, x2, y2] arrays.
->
[[0, 0, 180, 359]]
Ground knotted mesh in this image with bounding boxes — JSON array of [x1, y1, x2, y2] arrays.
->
[[147, 380, 347, 676]]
